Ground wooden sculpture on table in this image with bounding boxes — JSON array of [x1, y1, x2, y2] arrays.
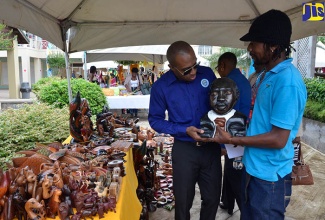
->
[[70, 91, 94, 142], [25, 198, 47, 220]]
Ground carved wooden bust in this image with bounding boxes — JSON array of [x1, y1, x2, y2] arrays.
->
[[200, 78, 240, 138]]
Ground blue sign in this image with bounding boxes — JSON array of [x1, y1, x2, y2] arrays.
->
[[302, 2, 324, 21]]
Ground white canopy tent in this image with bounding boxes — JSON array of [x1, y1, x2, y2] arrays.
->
[[1, 0, 324, 52], [1, 0, 324, 101], [86, 45, 169, 64], [316, 41, 325, 68]]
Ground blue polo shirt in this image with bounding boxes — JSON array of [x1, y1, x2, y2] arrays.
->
[[148, 66, 216, 142], [243, 58, 307, 181]]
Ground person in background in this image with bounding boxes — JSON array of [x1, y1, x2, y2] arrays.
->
[[216, 52, 251, 216], [141, 69, 151, 95], [140, 66, 145, 75], [149, 41, 221, 220], [98, 71, 106, 88], [124, 67, 142, 117], [88, 66, 97, 83], [207, 9, 307, 219], [151, 65, 158, 83], [71, 71, 76, 78]]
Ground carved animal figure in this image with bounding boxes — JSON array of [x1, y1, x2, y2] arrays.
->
[[80, 115, 93, 142], [42, 175, 54, 199], [23, 166, 37, 196], [12, 190, 27, 220], [47, 187, 62, 218], [61, 184, 74, 215], [10, 168, 26, 197], [103, 197, 116, 213], [94, 181, 108, 197], [0, 169, 8, 200], [0, 169, 9, 219], [25, 198, 46, 220], [72, 191, 85, 213], [97, 202, 105, 219], [80, 207, 97, 220], [58, 202, 70, 220]]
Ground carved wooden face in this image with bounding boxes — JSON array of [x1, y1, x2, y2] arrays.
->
[[209, 79, 238, 115], [226, 117, 246, 137]]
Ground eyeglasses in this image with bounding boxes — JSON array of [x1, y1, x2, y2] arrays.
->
[[215, 65, 219, 70], [173, 61, 200, 76]]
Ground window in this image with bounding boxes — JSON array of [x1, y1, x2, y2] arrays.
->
[[198, 45, 212, 56]]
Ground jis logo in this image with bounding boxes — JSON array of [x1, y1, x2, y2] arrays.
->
[[302, 2, 324, 21], [201, 79, 209, 88]]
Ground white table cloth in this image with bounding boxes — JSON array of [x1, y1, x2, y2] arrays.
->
[[106, 95, 150, 109]]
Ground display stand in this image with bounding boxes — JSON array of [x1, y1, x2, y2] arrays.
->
[[59, 137, 142, 220]]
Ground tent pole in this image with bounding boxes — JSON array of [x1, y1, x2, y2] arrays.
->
[[83, 52, 88, 79], [65, 50, 72, 102]]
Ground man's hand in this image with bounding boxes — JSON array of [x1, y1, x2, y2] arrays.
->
[[206, 126, 232, 143], [292, 136, 301, 144], [186, 126, 205, 141]]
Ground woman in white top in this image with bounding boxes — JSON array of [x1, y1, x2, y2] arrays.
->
[[124, 67, 142, 117]]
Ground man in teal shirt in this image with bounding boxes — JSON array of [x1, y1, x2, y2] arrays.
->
[[207, 9, 307, 219]]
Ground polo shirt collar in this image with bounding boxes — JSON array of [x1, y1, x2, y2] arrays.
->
[[269, 58, 293, 74]]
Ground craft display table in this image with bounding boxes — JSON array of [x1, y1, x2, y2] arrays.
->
[[59, 137, 142, 220], [106, 95, 150, 109]]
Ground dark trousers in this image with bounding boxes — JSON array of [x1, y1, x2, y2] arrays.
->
[[130, 86, 138, 115], [172, 140, 222, 220], [222, 155, 243, 212]]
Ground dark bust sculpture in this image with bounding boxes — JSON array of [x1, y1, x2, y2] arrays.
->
[[200, 78, 243, 138]]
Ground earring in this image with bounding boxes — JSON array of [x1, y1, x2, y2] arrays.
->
[[271, 49, 274, 53]]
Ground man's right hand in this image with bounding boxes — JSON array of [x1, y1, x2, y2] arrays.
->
[[186, 126, 205, 141]]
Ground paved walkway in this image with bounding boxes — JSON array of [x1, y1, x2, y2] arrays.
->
[[0, 89, 36, 99], [148, 143, 325, 220], [1, 89, 325, 219]]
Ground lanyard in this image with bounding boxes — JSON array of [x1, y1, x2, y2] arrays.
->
[[249, 70, 266, 120]]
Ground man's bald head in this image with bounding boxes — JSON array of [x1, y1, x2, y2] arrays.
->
[[167, 41, 194, 66]]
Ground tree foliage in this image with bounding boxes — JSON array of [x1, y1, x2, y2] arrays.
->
[[0, 24, 15, 50], [47, 53, 66, 76], [318, 35, 325, 45]]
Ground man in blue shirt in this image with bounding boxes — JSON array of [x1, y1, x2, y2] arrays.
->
[[207, 9, 307, 219], [216, 52, 251, 215], [148, 41, 220, 220]]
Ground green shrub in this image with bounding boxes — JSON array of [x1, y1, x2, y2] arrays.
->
[[303, 77, 325, 123], [32, 77, 108, 115], [303, 100, 325, 123], [0, 103, 69, 170], [304, 77, 325, 102], [32, 76, 61, 98]]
